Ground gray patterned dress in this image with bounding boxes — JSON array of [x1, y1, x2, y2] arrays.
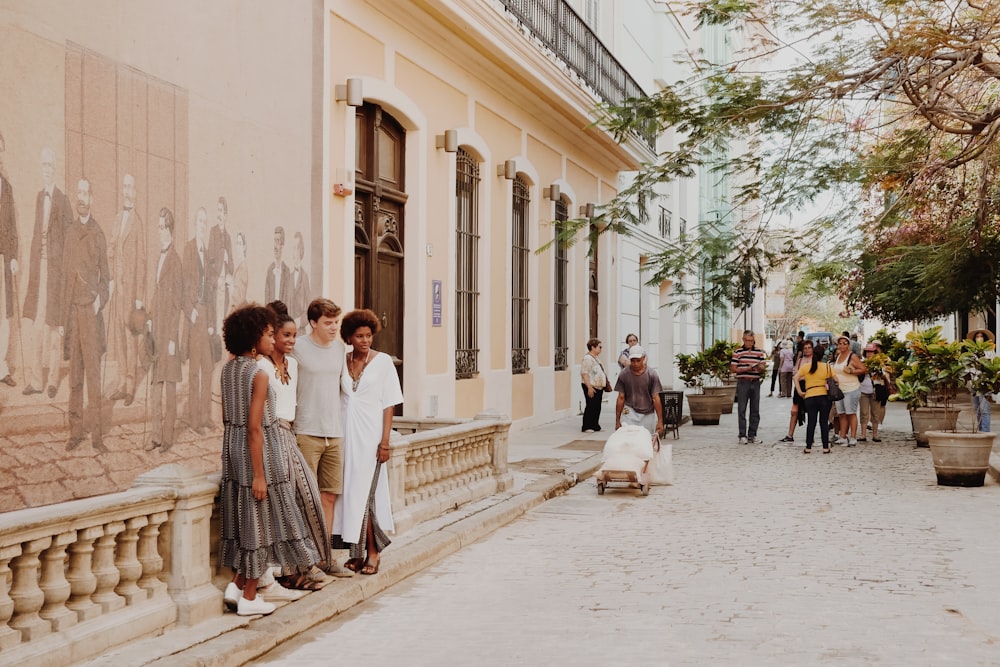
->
[[219, 355, 320, 579]]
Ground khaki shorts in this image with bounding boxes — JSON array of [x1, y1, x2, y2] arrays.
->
[[295, 434, 343, 494]]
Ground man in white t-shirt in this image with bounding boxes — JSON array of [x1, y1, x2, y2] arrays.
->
[[292, 297, 351, 575]]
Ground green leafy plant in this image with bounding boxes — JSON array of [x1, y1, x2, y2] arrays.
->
[[676, 352, 709, 391], [703, 339, 739, 385]]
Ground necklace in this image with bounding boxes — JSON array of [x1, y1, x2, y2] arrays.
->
[[349, 350, 372, 391], [269, 354, 290, 385]]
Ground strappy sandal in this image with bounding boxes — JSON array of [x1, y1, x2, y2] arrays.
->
[[344, 558, 364, 573], [359, 557, 380, 575], [279, 574, 323, 591]]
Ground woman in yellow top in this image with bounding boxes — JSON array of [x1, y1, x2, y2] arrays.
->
[[793, 340, 833, 453]]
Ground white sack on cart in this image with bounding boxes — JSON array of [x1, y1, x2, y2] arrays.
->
[[598, 424, 655, 477]]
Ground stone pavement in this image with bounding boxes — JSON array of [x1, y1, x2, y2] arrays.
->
[[86, 394, 1000, 666]]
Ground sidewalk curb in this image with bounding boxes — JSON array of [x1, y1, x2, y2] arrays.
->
[[143, 454, 605, 667]]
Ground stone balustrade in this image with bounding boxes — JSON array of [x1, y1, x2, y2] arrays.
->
[[0, 415, 511, 665], [388, 411, 513, 533]]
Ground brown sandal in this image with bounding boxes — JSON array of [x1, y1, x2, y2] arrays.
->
[[279, 574, 323, 591], [359, 557, 380, 575], [344, 558, 364, 573]]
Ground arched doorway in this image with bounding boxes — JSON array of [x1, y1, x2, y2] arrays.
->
[[354, 103, 406, 389]]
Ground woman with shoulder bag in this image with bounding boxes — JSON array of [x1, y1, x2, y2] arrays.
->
[[831, 335, 866, 446], [793, 340, 833, 453], [581, 338, 608, 433]]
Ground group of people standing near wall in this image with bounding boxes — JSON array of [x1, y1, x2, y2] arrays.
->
[[218, 298, 403, 616]]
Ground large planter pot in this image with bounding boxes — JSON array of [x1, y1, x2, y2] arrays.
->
[[704, 384, 736, 414], [925, 430, 996, 487], [909, 406, 960, 447], [687, 393, 727, 425]]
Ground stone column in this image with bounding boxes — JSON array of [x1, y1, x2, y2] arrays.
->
[[38, 530, 77, 631], [9, 537, 52, 641], [133, 464, 221, 626], [0, 544, 23, 650]]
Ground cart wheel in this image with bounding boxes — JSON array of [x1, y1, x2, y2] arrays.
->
[[641, 483, 650, 496], [597, 482, 605, 495]]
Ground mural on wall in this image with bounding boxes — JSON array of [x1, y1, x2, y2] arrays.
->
[[0, 39, 318, 512]]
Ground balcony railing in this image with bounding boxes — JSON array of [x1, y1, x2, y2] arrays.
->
[[499, 0, 656, 150]]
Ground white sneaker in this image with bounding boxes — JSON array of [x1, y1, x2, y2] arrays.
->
[[747, 437, 761, 444], [237, 594, 276, 616], [258, 580, 307, 601], [738, 436, 748, 445], [223, 582, 241, 611], [848, 438, 858, 447]]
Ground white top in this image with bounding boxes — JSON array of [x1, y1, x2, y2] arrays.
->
[[832, 352, 862, 393], [257, 355, 298, 422], [291, 335, 345, 437]]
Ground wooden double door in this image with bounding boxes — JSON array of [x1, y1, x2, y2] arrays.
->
[[354, 104, 406, 392]]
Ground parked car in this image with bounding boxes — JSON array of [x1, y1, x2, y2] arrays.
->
[[805, 331, 834, 350]]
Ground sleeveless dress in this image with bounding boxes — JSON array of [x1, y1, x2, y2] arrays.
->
[[218, 355, 321, 579]]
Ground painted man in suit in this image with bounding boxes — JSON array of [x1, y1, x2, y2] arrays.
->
[[264, 225, 290, 305], [288, 230, 310, 329], [22, 147, 72, 397], [105, 174, 147, 405], [182, 207, 214, 434], [147, 208, 182, 451], [0, 131, 19, 388], [207, 195, 232, 336], [61, 177, 110, 452]]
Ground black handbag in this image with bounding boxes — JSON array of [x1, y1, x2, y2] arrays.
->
[[826, 366, 844, 402]]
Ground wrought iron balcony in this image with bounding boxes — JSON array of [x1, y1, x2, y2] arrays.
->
[[499, 0, 656, 150]]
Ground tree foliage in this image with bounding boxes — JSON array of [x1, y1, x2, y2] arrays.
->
[[578, 0, 1000, 323]]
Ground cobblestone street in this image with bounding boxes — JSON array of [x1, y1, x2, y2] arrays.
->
[[253, 396, 1000, 666]]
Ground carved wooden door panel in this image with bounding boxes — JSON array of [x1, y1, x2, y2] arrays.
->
[[354, 104, 406, 392]]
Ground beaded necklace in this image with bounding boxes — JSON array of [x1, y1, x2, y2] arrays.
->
[[348, 349, 372, 391]]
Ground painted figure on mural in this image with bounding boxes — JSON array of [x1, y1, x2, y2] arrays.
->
[[183, 206, 215, 435], [230, 231, 248, 312], [62, 177, 110, 453], [105, 173, 147, 406], [22, 147, 72, 398], [0, 131, 19, 388], [288, 230, 310, 330], [208, 195, 233, 334], [147, 207, 183, 452], [264, 225, 290, 305]]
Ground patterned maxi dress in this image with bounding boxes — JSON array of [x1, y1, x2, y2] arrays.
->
[[219, 355, 321, 580]]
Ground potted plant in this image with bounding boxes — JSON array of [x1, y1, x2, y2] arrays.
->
[[924, 337, 1000, 487], [889, 327, 963, 446], [701, 339, 738, 414], [676, 351, 726, 425]]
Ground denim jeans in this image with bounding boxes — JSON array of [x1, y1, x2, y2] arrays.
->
[[735, 378, 761, 438], [972, 393, 991, 433]]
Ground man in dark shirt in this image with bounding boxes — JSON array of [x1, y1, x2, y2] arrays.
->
[[731, 330, 767, 445], [614, 345, 664, 437]]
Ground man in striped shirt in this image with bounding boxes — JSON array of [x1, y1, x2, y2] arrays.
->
[[730, 330, 767, 444]]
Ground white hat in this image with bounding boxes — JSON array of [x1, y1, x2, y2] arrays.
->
[[627, 345, 646, 359]]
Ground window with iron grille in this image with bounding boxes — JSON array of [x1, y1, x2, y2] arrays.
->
[[512, 177, 530, 374], [554, 199, 568, 370], [679, 216, 688, 238], [659, 206, 672, 239], [456, 149, 480, 379]]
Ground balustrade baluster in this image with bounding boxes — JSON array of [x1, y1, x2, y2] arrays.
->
[[38, 531, 77, 631], [66, 526, 103, 621], [8, 537, 52, 641], [0, 544, 23, 649], [115, 516, 148, 604], [92, 521, 126, 613], [137, 511, 169, 598]]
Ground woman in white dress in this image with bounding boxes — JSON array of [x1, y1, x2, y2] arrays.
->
[[337, 309, 403, 575]]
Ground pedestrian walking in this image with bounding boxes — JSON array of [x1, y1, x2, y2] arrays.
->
[[778, 339, 795, 397], [580, 338, 607, 432], [780, 343, 810, 443], [768, 341, 781, 397], [793, 339, 833, 453], [730, 330, 766, 444], [968, 329, 995, 433]]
